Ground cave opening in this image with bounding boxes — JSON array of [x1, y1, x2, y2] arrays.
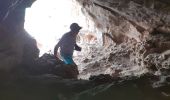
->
[[24, 0, 90, 56], [1, 0, 170, 99], [24, 0, 104, 79], [23, 0, 150, 80]]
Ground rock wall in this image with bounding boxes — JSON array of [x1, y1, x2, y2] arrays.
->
[[0, 0, 170, 77], [76, 0, 170, 43], [0, 0, 170, 100], [73, 0, 170, 79], [0, 0, 39, 72]]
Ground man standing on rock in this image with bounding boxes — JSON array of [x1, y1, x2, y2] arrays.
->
[[54, 23, 82, 65]]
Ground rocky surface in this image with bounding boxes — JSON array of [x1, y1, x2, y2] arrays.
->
[[0, 73, 170, 100], [0, 0, 37, 72], [76, 0, 170, 43], [75, 32, 170, 78], [0, 0, 170, 100]]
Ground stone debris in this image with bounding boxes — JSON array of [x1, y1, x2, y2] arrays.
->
[[18, 53, 79, 79]]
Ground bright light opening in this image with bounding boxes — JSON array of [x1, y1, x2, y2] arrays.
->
[[24, 0, 88, 56]]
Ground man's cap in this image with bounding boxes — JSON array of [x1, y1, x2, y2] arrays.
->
[[70, 23, 82, 31]]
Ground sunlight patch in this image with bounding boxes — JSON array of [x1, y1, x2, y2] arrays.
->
[[24, 0, 87, 56]]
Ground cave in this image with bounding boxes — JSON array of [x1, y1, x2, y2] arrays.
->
[[0, 0, 170, 100], [24, 0, 93, 56]]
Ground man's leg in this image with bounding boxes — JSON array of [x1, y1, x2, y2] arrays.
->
[[61, 54, 79, 78], [61, 54, 74, 65]]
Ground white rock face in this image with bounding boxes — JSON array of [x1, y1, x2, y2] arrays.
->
[[76, 0, 170, 43]]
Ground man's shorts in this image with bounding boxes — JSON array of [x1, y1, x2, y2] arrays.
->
[[61, 53, 74, 64]]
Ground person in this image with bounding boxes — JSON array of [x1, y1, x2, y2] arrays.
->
[[54, 23, 82, 65]]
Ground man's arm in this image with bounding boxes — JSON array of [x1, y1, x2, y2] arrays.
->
[[54, 40, 61, 57], [74, 44, 81, 51]]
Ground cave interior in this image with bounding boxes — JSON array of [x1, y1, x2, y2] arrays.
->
[[0, 0, 170, 100]]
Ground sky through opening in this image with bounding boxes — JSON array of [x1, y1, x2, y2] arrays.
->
[[24, 0, 87, 56]]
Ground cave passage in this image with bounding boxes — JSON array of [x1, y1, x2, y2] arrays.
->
[[24, 0, 88, 56]]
